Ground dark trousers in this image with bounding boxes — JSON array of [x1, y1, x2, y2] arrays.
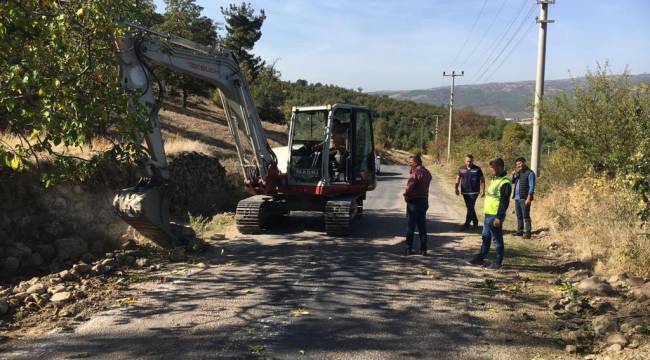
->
[[514, 199, 532, 235], [478, 215, 504, 265], [462, 193, 479, 226], [406, 198, 428, 251]]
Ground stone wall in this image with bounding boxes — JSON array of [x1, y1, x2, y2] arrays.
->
[[0, 152, 242, 283], [0, 174, 129, 282]]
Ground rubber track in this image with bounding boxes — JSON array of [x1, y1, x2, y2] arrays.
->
[[324, 198, 359, 236], [235, 195, 271, 234]]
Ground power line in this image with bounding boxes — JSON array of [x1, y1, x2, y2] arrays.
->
[[482, 19, 536, 83], [458, 0, 508, 70], [449, 0, 488, 69], [475, 3, 537, 83], [470, 0, 531, 82]]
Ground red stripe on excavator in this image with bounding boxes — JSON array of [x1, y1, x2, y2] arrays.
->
[[281, 184, 369, 196]]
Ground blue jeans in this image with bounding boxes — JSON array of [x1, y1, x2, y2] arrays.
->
[[406, 198, 428, 251], [514, 199, 532, 235], [462, 193, 479, 226], [478, 215, 504, 265]]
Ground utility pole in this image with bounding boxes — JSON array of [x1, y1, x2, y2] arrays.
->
[[433, 114, 441, 144], [420, 119, 424, 153], [531, 0, 554, 174], [443, 70, 464, 163]]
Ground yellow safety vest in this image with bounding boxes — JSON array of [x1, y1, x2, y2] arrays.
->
[[484, 175, 512, 216]]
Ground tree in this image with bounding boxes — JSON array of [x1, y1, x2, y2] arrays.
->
[[0, 0, 157, 183], [373, 118, 390, 150], [543, 67, 649, 175], [221, 2, 266, 83], [251, 64, 285, 123], [500, 122, 529, 164], [157, 0, 219, 108], [542, 66, 650, 221]]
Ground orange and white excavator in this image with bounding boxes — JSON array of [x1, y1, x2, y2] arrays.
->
[[113, 22, 377, 248]]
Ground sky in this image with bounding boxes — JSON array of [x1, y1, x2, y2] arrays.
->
[[152, 0, 650, 91]]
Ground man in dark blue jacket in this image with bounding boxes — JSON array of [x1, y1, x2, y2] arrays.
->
[[455, 154, 485, 230], [511, 157, 536, 239]]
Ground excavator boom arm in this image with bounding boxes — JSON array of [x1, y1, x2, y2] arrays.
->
[[118, 21, 276, 185], [113, 22, 278, 248]]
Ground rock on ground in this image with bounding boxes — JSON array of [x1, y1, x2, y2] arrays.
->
[[577, 276, 614, 296], [593, 315, 617, 335], [50, 291, 72, 303]]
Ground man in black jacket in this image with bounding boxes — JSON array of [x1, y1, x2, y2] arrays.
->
[[511, 157, 536, 239], [455, 154, 485, 230]]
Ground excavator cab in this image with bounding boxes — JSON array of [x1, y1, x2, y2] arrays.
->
[[288, 104, 376, 187]]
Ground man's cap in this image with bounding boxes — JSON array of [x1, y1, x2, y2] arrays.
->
[[489, 157, 505, 167]]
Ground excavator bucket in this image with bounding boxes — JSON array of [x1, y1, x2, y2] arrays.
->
[[113, 179, 180, 248]]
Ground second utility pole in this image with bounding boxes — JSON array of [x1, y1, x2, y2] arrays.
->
[[531, 0, 554, 174], [443, 70, 464, 163]]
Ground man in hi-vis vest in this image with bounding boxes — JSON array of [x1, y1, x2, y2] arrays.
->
[[469, 158, 512, 270]]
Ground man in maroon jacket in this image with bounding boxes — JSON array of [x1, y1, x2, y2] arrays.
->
[[403, 154, 432, 256]]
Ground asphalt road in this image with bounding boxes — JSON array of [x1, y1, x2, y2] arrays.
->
[[3, 165, 567, 359]]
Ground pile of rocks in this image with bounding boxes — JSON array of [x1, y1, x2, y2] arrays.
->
[[0, 246, 156, 322], [0, 226, 116, 280], [167, 151, 243, 218], [548, 270, 650, 357]]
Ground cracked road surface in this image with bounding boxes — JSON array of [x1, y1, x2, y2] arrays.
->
[[3, 165, 568, 359]]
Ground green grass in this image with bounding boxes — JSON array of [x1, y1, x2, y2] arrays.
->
[[188, 212, 235, 238]]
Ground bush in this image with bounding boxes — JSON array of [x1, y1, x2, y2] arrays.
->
[[542, 66, 649, 221], [540, 147, 588, 190], [537, 175, 650, 277]]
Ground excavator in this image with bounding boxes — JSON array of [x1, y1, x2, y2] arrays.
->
[[112, 22, 377, 248]]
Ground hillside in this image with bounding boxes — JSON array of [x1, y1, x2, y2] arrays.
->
[[373, 73, 650, 119]]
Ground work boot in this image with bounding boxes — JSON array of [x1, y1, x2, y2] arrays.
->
[[515, 231, 523, 236], [487, 262, 502, 270], [404, 248, 413, 256], [460, 223, 470, 231], [468, 255, 484, 266], [523, 233, 532, 239], [421, 249, 428, 256]]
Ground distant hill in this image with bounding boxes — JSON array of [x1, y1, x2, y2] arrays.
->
[[372, 74, 650, 120]]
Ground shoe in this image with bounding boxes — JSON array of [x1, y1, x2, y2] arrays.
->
[[404, 248, 413, 256], [460, 223, 470, 230], [487, 262, 502, 270], [515, 232, 523, 236], [523, 233, 532, 239], [468, 256, 484, 266], [421, 249, 428, 256]]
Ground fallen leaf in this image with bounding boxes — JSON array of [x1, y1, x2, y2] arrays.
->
[[118, 296, 135, 306], [291, 308, 310, 317]]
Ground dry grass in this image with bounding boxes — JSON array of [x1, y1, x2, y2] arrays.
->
[[163, 135, 215, 156], [0, 131, 115, 164], [536, 177, 650, 277]]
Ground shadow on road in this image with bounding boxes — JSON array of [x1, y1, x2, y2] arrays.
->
[[4, 208, 562, 359]]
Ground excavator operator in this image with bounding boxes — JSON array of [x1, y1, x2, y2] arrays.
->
[[329, 118, 349, 181], [312, 118, 349, 180]]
